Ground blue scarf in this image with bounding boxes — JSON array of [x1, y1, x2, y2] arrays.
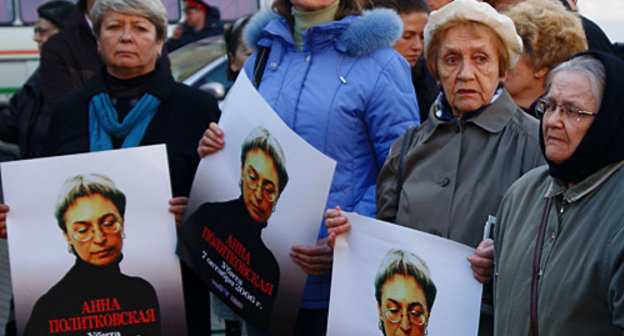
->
[[88, 92, 161, 151]]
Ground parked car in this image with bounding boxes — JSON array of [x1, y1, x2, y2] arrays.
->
[[169, 35, 232, 101]]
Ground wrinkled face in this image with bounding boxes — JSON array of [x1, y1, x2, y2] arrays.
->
[[33, 18, 60, 51], [229, 38, 254, 75], [378, 275, 428, 336], [425, 0, 452, 10], [504, 51, 539, 99], [97, 10, 164, 79], [436, 24, 505, 117], [542, 71, 598, 164], [394, 12, 429, 68], [241, 149, 280, 223], [63, 194, 124, 266], [290, 0, 338, 11]]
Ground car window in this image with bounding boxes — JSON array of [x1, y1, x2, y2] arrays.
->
[[0, 0, 13, 24], [18, 0, 181, 24], [210, 0, 258, 20], [170, 36, 226, 82]]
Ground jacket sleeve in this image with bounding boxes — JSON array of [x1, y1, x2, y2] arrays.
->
[[354, 52, 419, 216], [375, 132, 405, 222], [40, 38, 76, 108]]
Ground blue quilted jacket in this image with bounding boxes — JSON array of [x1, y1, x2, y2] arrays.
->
[[242, 8, 420, 309]]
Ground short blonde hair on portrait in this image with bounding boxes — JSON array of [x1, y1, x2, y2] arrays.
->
[[504, 0, 587, 72]]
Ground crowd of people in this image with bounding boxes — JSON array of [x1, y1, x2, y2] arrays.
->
[[0, 0, 623, 335]]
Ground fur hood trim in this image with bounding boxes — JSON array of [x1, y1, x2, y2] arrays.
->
[[243, 8, 403, 57]]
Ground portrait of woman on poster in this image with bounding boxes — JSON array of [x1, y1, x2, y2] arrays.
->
[[375, 249, 436, 336], [24, 173, 161, 336], [178, 126, 288, 333]]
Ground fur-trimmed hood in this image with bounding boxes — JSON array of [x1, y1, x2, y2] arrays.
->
[[242, 8, 403, 57]]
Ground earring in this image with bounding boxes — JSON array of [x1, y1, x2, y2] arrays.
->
[[122, 232, 126, 239], [378, 320, 384, 331], [67, 244, 73, 254]]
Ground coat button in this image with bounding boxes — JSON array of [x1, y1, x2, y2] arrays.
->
[[270, 61, 277, 68], [304, 55, 311, 62], [441, 177, 450, 187]]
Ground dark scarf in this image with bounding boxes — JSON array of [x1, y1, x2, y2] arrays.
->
[[539, 51, 624, 183]]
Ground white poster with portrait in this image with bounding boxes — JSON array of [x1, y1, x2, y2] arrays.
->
[[327, 212, 482, 336], [178, 72, 337, 336], [1, 145, 186, 336]]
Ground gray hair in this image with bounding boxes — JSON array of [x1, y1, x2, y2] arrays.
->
[[374, 249, 437, 313], [91, 0, 168, 40], [240, 126, 289, 195], [546, 55, 606, 110], [54, 174, 126, 232]]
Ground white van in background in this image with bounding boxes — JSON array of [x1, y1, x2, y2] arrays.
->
[[0, 0, 262, 107]]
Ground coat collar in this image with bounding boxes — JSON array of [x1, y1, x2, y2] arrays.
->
[[545, 159, 624, 203], [82, 61, 174, 101], [243, 8, 402, 57], [419, 88, 518, 143]]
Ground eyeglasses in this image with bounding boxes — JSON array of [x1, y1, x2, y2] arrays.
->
[[71, 219, 122, 242], [244, 171, 277, 202], [535, 98, 597, 122], [384, 308, 427, 326], [34, 26, 51, 36]]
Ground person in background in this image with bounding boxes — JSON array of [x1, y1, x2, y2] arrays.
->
[[503, 0, 587, 115], [165, 0, 224, 52], [197, 0, 420, 334], [486, 0, 624, 60], [39, 0, 170, 109], [494, 51, 624, 335], [0, 0, 74, 159], [373, 0, 438, 122], [325, 1, 544, 335], [224, 15, 253, 82]]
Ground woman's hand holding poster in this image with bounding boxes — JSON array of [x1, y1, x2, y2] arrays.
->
[[1, 145, 186, 336], [176, 72, 336, 336], [328, 212, 482, 336]]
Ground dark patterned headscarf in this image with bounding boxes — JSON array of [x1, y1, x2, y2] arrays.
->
[[539, 50, 624, 183]]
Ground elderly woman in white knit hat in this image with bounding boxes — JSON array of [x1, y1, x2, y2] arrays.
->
[[325, 0, 544, 334]]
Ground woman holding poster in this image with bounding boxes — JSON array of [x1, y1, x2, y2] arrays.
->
[[0, 0, 220, 333], [198, 0, 419, 333], [24, 174, 161, 336], [178, 126, 288, 333]]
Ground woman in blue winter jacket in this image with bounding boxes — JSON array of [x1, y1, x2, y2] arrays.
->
[[198, 0, 419, 334]]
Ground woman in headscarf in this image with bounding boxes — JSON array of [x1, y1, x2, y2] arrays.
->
[[494, 51, 624, 335]]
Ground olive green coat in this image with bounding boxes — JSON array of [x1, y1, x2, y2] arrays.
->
[[494, 160, 624, 335]]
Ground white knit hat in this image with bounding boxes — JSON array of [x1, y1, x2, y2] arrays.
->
[[424, 0, 523, 69]]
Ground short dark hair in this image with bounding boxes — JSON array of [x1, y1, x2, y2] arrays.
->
[[240, 126, 289, 195], [224, 15, 251, 81], [374, 249, 437, 313], [372, 0, 430, 14], [54, 174, 126, 232], [37, 0, 76, 29]]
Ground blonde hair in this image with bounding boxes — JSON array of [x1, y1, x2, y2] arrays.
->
[[504, 0, 587, 71]]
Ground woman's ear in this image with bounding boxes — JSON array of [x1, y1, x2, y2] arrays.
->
[[534, 66, 550, 80]]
